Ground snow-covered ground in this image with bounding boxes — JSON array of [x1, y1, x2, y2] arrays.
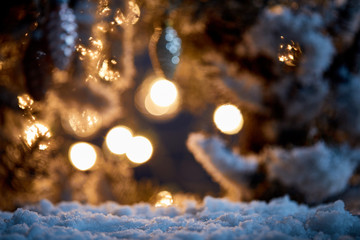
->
[[1, 196, 359, 239]]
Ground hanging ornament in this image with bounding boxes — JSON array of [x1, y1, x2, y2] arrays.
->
[[46, 0, 78, 70], [23, 121, 52, 150], [114, 0, 141, 26], [23, 30, 53, 101], [278, 35, 302, 67], [149, 25, 182, 80], [61, 108, 103, 138]]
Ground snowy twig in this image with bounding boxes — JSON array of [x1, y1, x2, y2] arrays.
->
[[187, 133, 258, 200]]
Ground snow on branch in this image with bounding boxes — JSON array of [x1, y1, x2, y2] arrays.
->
[[188, 133, 360, 204], [266, 142, 360, 203], [187, 133, 258, 200], [240, 7, 335, 84]]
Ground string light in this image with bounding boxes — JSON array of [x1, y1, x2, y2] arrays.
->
[[135, 76, 181, 121], [126, 136, 153, 164], [105, 126, 133, 155], [69, 142, 97, 171], [144, 94, 172, 116], [149, 79, 178, 107], [155, 191, 174, 207], [24, 123, 51, 150], [213, 104, 244, 135]]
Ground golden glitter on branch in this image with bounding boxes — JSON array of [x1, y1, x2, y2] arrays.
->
[[278, 36, 302, 67]]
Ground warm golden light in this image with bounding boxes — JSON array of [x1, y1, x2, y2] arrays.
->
[[135, 76, 181, 121], [126, 136, 153, 164], [149, 79, 178, 107], [98, 59, 121, 82], [69, 142, 97, 171], [114, 0, 140, 25], [76, 38, 103, 61], [18, 94, 34, 109], [144, 94, 171, 116], [24, 123, 51, 150], [155, 191, 174, 207], [278, 36, 301, 67], [105, 126, 133, 155], [213, 104, 244, 135], [269, 5, 284, 15], [62, 109, 102, 138]]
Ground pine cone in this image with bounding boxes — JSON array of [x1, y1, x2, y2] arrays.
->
[[46, 2, 77, 70]]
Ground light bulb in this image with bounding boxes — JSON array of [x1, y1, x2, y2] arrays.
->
[[213, 104, 244, 135], [126, 136, 153, 164], [155, 191, 173, 207], [105, 126, 133, 155], [69, 142, 97, 171], [135, 76, 181, 121], [149, 79, 178, 107]]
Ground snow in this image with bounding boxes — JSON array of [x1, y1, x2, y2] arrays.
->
[[1, 197, 359, 239], [187, 133, 258, 199], [187, 132, 360, 204], [242, 7, 335, 83], [266, 142, 360, 203]]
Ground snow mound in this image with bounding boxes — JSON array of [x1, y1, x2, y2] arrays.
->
[[1, 197, 359, 239]]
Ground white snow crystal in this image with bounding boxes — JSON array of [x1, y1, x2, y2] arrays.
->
[[187, 133, 258, 199], [0, 196, 359, 239], [266, 142, 360, 203], [241, 7, 335, 83]]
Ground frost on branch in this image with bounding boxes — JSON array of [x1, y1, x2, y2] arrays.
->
[[188, 133, 360, 204], [240, 7, 335, 84], [266, 142, 360, 203], [329, 75, 360, 140], [187, 133, 258, 200]]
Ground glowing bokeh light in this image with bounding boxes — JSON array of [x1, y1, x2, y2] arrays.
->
[[135, 76, 181, 121], [24, 123, 51, 150], [213, 104, 244, 135], [69, 142, 97, 171], [144, 94, 171, 116], [149, 79, 178, 107], [126, 136, 153, 164], [105, 126, 133, 155], [155, 191, 174, 207]]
